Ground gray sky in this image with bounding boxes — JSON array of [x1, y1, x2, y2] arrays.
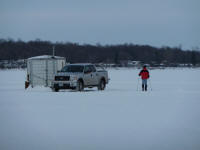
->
[[0, 0, 199, 50]]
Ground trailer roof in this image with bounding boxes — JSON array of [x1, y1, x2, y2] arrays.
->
[[28, 55, 65, 60]]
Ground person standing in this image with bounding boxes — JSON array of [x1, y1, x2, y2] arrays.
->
[[139, 65, 150, 91]]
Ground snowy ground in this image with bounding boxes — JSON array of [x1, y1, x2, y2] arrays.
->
[[0, 68, 200, 150]]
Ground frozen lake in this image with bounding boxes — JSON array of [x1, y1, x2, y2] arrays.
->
[[0, 68, 200, 150]]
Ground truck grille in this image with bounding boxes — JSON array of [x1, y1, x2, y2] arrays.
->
[[55, 76, 70, 81]]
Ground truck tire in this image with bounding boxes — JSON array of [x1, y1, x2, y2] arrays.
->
[[76, 80, 84, 91], [98, 79, 106, 90]]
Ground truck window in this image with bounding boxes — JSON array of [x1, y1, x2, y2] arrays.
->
[[89, 65, 96, 72], [84, 66, 92, 73], [61, 65, 84, 72]]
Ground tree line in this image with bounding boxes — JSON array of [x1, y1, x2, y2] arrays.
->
[[0, 39, 199, 66]]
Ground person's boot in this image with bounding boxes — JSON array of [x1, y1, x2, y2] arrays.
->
[[142, 84, 144, 91], [145, 85, 147, 91]]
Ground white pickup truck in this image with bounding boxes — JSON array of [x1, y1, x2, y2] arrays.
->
[[51, 64, 109, 92]]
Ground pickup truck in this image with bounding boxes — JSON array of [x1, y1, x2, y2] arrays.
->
[[51, 64, 109, 92]]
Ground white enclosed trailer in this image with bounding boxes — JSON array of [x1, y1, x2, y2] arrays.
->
[[26, 55, 66, 87]]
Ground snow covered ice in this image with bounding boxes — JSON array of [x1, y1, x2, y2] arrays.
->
[[0, 68, 200, 150]]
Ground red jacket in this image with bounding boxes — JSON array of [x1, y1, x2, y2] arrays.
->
[[139, 68, 150, 79]]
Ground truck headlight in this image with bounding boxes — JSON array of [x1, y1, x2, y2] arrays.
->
[[70, 76, 78, 81]]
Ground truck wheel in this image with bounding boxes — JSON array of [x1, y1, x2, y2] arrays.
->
[[98, 79, 106, 90], [76, 80, 84, 91]]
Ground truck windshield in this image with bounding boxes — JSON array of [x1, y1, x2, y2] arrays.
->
[[61, 65, 84, 73]]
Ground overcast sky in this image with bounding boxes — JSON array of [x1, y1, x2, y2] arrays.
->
[[0, 0, 199, 49]]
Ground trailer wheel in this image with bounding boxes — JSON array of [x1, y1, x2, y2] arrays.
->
[[52, 88, 59, 92], [55, 88, 59, 92]]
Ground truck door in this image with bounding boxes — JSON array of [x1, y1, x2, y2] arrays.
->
[[89, 65, 98, 85], [83, 65, 93, 86]]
